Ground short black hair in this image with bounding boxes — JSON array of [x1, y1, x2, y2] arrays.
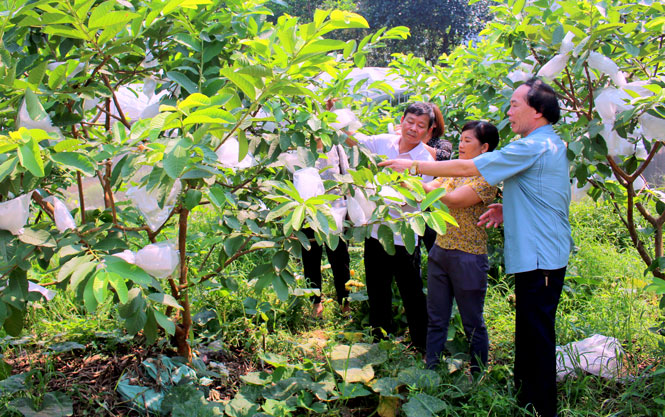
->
[[462, 121, 499, 152], [403, 101, 434, 128], [524, 77, 561, 124]]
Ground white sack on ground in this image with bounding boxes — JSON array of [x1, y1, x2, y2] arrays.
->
[[347, 188, 376, 226], [293, 167, 325, 201], [126, 180, 182, 232], [28, 281, 56, 301], [0, 193, 31, 235], [216, 137, 255, 169], [134, 242, 180, 278], [44, 196, 76, 232], [330, 109, 362, 132], [588, 52, 627, 87], [556, 334, 626, 381]]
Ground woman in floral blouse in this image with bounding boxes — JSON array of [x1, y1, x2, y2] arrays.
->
[[422, 121, 499, 373]]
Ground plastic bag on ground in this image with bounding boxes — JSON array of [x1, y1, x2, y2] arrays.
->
[[134, 242, 180, 278], [347, 188, 376, 226], [44, 196, 76, 232], [216, 137, 256, 169], [293, 167, 325, 201], [0, 194, 32, 235], [126, 180, 181, 232], [556, 334, 626, 381]]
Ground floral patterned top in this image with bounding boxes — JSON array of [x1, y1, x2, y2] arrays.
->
[[435, 176, 498, 255]]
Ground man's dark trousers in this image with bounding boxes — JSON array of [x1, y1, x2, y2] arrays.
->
[[364, 237, 428, 351], [514, 267, 566, 417], [302, 228, 350, 304]]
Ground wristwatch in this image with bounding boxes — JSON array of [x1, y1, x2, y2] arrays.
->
[[409, 160, 419, 175]]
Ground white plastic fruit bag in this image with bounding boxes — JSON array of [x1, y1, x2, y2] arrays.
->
[[126, 180, 181, 232], [330, 109, 362, 132], [44, 196, 76, 232], [347, 188, 376, 226], [588, 52, 626, 87], [0, 193, 32, 235], [216, 137, 255, 169], [330, 205, 347, 234], [134, 242, 180, 278], [293, 167, 325, 201]]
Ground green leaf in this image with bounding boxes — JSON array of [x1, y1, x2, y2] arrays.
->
[[183, 108, 236, 125], [27, 61, 47, 88], [377, 224, 395, 256], [178, 93, 211, 110], [104, 256, 152, 286], [402, 393, 447, 417], [329, 343, 387, 383], [147, 293, 183, 310], [154, 309, 175, 336], [299, 39, 348, 56], [18, 229, 56, 247], [83, 275, 98, 312], [69, 261, 96, 291], [50, 152, 97, 176], [17, 137, 44, 177], [237, 130, 248, 161], [272, 274, 289, 302], [9, 391, 73, 417], [92, 272, 108, 303], [207, 184, 226, 208], [184, 189, 202, 210], [167, 71, 198, 95], [220, 67, 258, 100], [57, 254, 90, 283], [88, 11, 139, 29], [0, 157, 17, 183], [164, 140, 189, 179], [106, 272, 128, 304], [420, 188, 446, 211], [272, 250, 289, 271], [291, 205, 305, 230], [3, 306, 25, 337]]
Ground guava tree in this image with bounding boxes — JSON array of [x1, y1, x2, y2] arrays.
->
[[389, 0, 665, 324], [0, 0, 453, 359]]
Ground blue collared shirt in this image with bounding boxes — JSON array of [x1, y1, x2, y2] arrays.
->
[[473, 124, 572, 274]]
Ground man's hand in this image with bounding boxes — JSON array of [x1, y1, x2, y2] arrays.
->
[[378, 159, 413, 173], [477, 203, 503, 228]]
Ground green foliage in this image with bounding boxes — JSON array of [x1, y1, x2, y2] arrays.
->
[[0, 0, 448, 356]]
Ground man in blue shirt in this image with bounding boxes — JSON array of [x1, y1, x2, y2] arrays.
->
[[380, 78, 571, 417]]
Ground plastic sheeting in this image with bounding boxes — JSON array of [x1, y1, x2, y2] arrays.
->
[[28, 281, 56, 301], [44, 196, 76, 232], [126, 180, 182, 232], [293, 167, 325, 201], [0, 194, 31, 235], [556, 334, 626, 381]]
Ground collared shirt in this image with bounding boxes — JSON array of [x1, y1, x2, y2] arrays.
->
[[357, 133, 434, 246], [435, 176, 497, 255], [473, 124, 572, 274]]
